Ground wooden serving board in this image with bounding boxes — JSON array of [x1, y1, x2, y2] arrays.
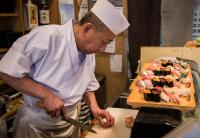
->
[[127, 63, 196, 111]]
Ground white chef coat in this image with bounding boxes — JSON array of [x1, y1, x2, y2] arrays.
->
[[0, 19, 100, 112]]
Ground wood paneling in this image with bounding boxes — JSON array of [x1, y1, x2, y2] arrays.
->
[[140, 47, 200, 72]]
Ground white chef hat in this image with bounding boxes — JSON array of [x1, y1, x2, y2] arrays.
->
[[91, 0, 130, 35]]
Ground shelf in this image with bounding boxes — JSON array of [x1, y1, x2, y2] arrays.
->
[[0, 48, 9, 53], [0, 13, 19, 17]]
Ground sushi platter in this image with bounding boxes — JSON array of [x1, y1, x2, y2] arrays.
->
[[127, 58, 196, 111]]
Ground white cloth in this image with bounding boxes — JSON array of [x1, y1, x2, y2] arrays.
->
[[0, 19, 100, 110], [91, 0, 129, 35]]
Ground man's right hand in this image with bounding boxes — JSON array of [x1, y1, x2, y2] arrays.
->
[[41, 93, 64, 117], [0, 72, 65, 118]]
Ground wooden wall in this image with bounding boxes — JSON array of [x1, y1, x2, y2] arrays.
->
[[140, 47, 200, 72]]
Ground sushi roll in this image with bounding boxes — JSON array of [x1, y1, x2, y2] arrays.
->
[[150, 88, 161, 102], [143, 89, 152, 101], [153, 68, 160, 76], [161, 60, 168, 67], [166, 79, 174, 87], [167, 61, 173, 66], [160, 68, 166, 76], [164, 67, 171, 75], [152, 77, 160, 87], [159, 77, 166, 87]]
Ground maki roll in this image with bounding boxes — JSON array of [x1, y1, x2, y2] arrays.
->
[[143, 88, 161, 102], [161, 60, 168, 67], [143, 89, 152, 101], [152, 77, 160, 87], [159, 77, 166, 87], [160, 68, 166, 76], [167, 61, 173, 66], [164, 67, 171, 75], [150, 88, 161, 102], [153, 68, 160, 76], [166, 79, 174, 87]]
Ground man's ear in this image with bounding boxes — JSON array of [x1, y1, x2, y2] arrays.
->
[[82, 23, 94, 35]]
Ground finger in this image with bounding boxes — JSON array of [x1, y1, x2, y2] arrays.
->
[[51, 111, 56, 117], [51, 109, 59, 118], [104, 112, 114, 127], [55, 109, 60, 117], [99, 117, 108, 128], [61, 108, 69, 119]]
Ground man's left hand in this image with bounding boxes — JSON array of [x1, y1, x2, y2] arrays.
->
[[92, 108, 115, 128]]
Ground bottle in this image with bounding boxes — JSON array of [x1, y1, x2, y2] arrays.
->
[[38, 0, 50, 25], [23, 0, 39, 30]]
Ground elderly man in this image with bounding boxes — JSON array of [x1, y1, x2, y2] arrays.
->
[[0, 0, 129, 137]]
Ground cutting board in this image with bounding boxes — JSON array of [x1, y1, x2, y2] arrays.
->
[[84, 108, 138, 138], [127, 63, 196, 111]]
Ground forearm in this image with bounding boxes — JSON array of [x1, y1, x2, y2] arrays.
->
[[0, 72, 54, 100], [83, 91, 100, 112]]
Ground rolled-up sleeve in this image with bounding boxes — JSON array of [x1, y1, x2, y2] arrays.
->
[[86, 54, 100, 92], [0, 28, 49, 78]]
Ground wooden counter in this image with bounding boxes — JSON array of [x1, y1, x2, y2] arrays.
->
[[127, 63, 196, 111]]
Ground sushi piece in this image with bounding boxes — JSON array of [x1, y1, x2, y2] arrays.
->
[[152, 77, 160, 87], [163, 87, 173, 94], [143, 89, 153, 101], [180, 77, 191, 84], [167, 61, 173, 66], [153, 68, 161, 76], [136, 80, 146, 88], [149, 88, 161, 102], [160, 91, 170, 102], [160, 68, 166, 76], [143, 79, 153, 87], [146, 70, 154, 76], [161, 60, 168, 67], [163, 90, 180, 104], [165, 79, 174, 87], [160, 77, 166, 87], [172, 87, 182, 95], [164, 67, 171, 75]]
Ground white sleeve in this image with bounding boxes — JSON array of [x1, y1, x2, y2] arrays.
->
[[86, 54, 100, 92], [0, 28, 50, 78]]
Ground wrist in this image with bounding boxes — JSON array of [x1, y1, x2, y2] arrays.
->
[[39, 88, 55, 101], [90, 104, 100, 114]]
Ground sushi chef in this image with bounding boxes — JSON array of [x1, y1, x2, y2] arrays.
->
[[0, 0, 129, 137]]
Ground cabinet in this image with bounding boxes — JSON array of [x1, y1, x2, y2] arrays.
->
[[0, 0, 24, 34], [0, 0, 61, 51]]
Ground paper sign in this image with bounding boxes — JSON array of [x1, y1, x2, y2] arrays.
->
[[59, 0, 74, 24], [110, 54, 122, 72], [105, 39, 116, 53]]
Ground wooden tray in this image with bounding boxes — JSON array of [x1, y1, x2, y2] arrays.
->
[[127, 63, 196, 111]]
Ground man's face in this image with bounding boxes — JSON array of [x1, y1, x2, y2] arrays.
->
[[78, 24, 115, 54]]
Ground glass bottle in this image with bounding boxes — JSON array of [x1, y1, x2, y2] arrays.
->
[[38, 0, 50, 25], [24, 0, 38, 30]]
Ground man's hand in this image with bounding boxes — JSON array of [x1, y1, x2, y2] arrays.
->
[[92, 108, 115, 128], [0, 72, 65, 118], [41, 93, 64, 117], [83, 91, 115, 128]]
